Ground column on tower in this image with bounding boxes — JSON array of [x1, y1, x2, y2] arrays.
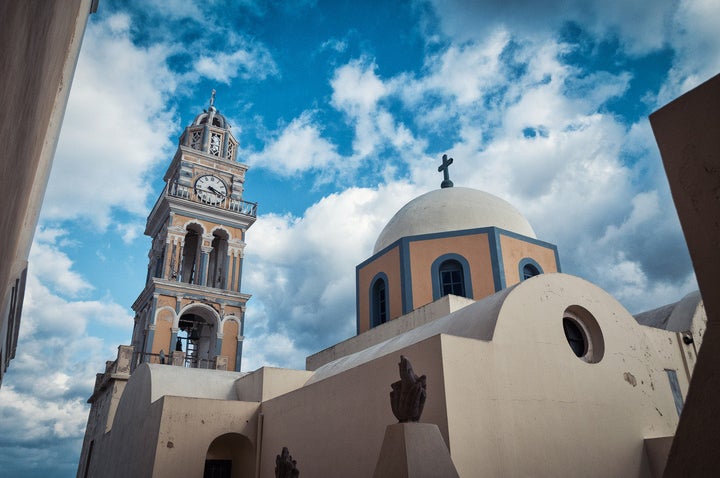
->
[[206, 229, 229, 289], [165, 227, 185, 281], [199, 233, 214, 287], [228, 238, 245, 292]]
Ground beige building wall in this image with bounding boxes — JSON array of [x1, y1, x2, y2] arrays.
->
[[259, 337, 449, 478], [171, 213, 245, 240], [80, 274, 702, 477], [151, 396, 259, 478], [221, 320, 239, 371], [442, 274, 682, 477], [650, 72, 720, 476], [408, 233, 494, 308], [261, 274, 690, 477], [0, 0, 95, 386], [357, 245, 402, 333], [499, 234, 559, 285]]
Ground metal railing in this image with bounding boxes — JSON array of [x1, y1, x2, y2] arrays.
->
[[148, 180, 258, 221], [132, 350, 224, 370]]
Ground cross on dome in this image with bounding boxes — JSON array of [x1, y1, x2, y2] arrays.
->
[[438, 154, 454, 188]]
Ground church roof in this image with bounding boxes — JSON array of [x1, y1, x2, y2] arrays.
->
[[373, 186, 537, 253], [190, 89, 230, 129], [307, 282, 516, 385], [633, 290, 702, 332]]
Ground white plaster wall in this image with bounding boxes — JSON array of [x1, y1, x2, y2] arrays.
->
[[307, 294, 474, 370], [152, 396, 259, 478], [441, 274, 684, 477]]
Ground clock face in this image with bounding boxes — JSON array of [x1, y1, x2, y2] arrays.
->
[[194, 175, 227, 204]]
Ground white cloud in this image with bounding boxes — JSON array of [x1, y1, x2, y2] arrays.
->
[[28, 228, 91, 297], [42, 13, 178, 229], [0, 233, 131, 474], [428, 0, 679, 55], [194, 43, 278, 83], [242, 182, 419, 369], [248, 111, 342, 177], [658, 0, 720, 103], [320, 38, 347, 53], [413, 30, 509, 106], [331, 59, 388, 115], [118, 222, 144, 244]]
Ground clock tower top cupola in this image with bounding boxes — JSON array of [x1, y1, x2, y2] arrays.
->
[[179, 89, 238, 161]]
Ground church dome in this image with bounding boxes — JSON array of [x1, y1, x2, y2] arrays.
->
[[373, 187, 536, 253], [192, 105, 229, 129], [190, 89, 230, 129]]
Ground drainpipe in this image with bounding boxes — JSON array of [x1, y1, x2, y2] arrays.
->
[[255, 412, 264, 478]]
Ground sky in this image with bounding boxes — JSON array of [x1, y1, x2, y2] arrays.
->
[[1, 0, 719, 476]]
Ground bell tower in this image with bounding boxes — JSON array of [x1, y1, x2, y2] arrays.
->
[[130, 91, 257, 372]]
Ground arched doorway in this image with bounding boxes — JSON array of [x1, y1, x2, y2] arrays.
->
[[204, 433, 254, 478], [176, 305, 219, 368]]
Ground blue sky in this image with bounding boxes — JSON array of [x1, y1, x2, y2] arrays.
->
[[2, 0, 719, 476]]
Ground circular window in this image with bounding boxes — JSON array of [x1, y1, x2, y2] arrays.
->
[[562, 305, 604, 363]]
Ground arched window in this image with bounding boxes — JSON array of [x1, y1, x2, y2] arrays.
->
[[207, 230, 229, 289], [154, 246, 165, 279], [180, 226, 202, 284], [370, 275, 388, 328], [431, 254, 473, 301], [519, 258, 543, 281], [439, 260, 466, 297]]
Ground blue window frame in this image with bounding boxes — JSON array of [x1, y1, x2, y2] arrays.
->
[[370, 273, 389, 328], [518, 257, 543, 281], [431, 254, 473, 300]]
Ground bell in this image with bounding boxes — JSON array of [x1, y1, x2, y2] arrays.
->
[[189, 325, 200, 341]]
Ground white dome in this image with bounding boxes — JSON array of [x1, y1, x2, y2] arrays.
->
[[373, 187, 536, 253]]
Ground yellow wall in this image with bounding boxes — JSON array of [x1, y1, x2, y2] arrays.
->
[[171, 214, 244, 241], [221, 320, 239, 371], [152, 318, 172, 356], [408, 234, 494, 309], [499, 234, 558, 286], [357, 246, 402, 333], [157, 295, 176, 310]]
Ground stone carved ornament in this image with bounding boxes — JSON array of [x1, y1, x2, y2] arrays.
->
[[390, 355, 427, 422], [275, 447, 299, 478]]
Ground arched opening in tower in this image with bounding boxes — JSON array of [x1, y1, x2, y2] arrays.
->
[[207, 230, 229, 289], [177, 312, 216, 368], [181, 225, 203, 284]]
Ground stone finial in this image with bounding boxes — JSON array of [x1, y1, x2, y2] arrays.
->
[[390, 355, 427, 422], [275, 447, 299, 478]]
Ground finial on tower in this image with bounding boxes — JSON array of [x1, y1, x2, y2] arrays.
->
[[438, 154, 454, 188], [209, 89, 216, 109]]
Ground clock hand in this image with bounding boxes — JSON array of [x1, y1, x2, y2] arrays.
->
[[208, 186, 225, 197]]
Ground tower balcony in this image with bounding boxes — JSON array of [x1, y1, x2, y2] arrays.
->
[[146, 180, 258, 234], [164, 180, 257, 216]]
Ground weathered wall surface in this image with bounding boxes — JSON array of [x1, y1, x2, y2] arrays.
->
[[0, 0, 93, 384], [651, 73, 720, 476]]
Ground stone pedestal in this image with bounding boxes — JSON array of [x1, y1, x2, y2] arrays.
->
[[373, 423, 459, 478], [170, 351, 185, 367], [214, 355, 228, 370]]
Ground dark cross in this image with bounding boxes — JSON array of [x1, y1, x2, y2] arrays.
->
[[438, 154, 454, 188]]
